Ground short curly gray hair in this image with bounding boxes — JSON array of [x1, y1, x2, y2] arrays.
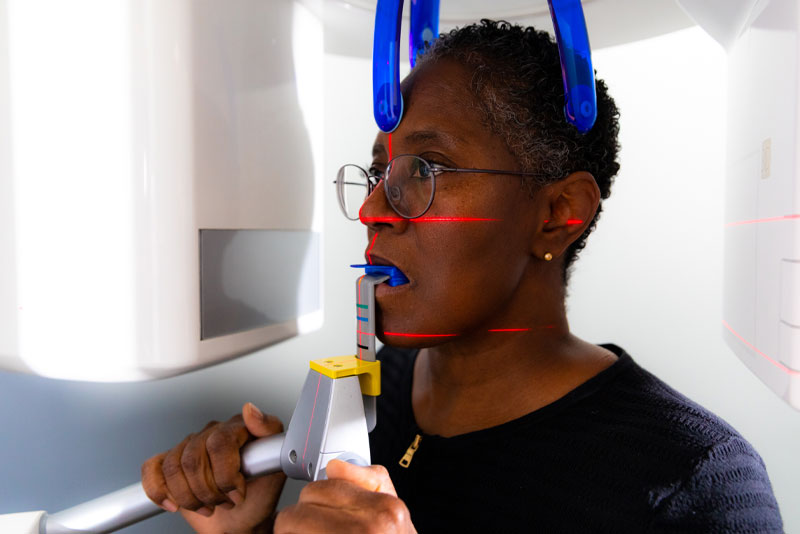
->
[[415, 19, 621, 285]]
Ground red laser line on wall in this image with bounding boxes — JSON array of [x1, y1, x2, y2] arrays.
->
[[722, 320, 800, 376], [724, 214, 800, 227]]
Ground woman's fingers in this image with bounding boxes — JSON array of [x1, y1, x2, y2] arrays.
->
[[161, 435, 211, 515], [276, 478, 414, 534], [141, 452, 178, 512], [141, 404, 283, 519], [324, 460, 398, 496], [180, 429, 230, 512], [206, 417, 252, 502]]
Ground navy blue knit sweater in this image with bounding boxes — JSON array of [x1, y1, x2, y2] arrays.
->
[[369, 344, 783, 533]]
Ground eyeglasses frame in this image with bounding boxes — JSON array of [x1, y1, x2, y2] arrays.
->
[[335, 154, 548, 220]]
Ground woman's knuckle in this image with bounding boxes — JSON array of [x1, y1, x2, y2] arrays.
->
[[161, 452, 183, 479], [201, 420, 220, 431], [298, 482, 317, 501], [376, 497, 406, 527], [205, 429, 233, 456], [372, 464, 391, 478], [180, 450, 202, 475]]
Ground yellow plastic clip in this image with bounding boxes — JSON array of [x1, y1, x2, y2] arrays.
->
[[309, 356, 381, 396]]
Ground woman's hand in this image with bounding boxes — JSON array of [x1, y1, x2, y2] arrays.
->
[[141, 403, 286, 534], [275, 460, 417, 534]]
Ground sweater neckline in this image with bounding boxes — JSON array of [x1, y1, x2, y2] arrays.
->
[[402, 343, 634, 444]]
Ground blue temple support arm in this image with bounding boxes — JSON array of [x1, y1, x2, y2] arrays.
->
[[409, 0, 440, 68], [373, 0, 405, 132], [547, 0, 597, 133]]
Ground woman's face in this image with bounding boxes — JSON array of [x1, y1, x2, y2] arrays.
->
[[362, 59, 546, 346]]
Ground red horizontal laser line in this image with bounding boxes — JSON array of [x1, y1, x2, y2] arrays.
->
[[382, 327, 555, 337], [543, 219, 584, 225], [360, 216, 500, 223], [722, 320, 800, 376], [725, 214, 800, 227], [384, 332, 459, 338], [358, 330, 375, 336]]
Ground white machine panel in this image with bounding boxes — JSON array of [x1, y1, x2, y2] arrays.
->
[[681, 0, 800, 409], [0, 0, 324, 381]]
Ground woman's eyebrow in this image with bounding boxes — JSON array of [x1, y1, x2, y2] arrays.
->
[[372, 143, 387, 158], [403, 130, 461, 148]]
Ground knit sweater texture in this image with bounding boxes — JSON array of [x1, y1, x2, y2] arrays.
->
[[369, 344, 783, 533]]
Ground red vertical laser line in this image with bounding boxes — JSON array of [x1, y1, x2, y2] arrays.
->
[[387, 132, 392, 160], [301, 373, 323, 466], [366, 233, 378, 264]]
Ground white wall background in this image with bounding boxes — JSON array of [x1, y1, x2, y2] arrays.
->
[[1, 22, 798, 534]]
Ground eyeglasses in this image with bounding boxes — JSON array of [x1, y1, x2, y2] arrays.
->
[[335, 154, 546, 220]]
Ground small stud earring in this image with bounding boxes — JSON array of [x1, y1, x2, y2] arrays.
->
[[544, 252, 553, 261]]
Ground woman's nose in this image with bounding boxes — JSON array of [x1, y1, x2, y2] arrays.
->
[[359, 179, 409, 233]]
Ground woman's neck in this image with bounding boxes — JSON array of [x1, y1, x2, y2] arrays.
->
[[411, 324, 617, 438]]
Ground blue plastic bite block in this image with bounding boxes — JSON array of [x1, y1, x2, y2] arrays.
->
[[351, 264, 410, 286]]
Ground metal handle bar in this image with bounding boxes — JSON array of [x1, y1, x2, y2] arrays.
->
[[43, 432, 286, 534]]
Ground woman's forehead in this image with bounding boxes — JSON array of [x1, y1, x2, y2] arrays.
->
[[373, 60, 488, 156], [401, 60, 478, 119]]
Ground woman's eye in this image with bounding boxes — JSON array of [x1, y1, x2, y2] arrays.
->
[[368, 165, 386, 178]]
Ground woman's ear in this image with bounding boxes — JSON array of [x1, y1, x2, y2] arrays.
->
[[533, 171, 600, 261]]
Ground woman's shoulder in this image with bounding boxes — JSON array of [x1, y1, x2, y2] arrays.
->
[[581, 344, 783, 532], [585, 344, 740, 446]]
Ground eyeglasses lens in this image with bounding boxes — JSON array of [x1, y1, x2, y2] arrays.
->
[[337, 164, 369, 220], [385, 155, 434, 219], [336, 156, 434, 220]]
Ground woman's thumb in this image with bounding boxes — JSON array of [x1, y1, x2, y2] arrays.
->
[[242, 402, 283, 437]]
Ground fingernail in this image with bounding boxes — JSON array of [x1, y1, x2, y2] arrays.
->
[[161, 499, 178, 513], [195, 507, 213, 517], [227, 489, 244, 505], [247, 402, 263, 419]]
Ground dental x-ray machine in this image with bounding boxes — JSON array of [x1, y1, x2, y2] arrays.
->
[[1, 0, 799, 531]]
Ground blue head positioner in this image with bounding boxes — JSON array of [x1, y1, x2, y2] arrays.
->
[[372, 0, 596, 134], [547, 0, 597, 133], [373, 0, 440, 132]]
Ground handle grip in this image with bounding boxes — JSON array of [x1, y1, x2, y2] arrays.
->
[[42, 432, 286, 534]]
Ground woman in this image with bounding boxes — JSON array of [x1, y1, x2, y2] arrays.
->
[[142, 21, 783, 533]]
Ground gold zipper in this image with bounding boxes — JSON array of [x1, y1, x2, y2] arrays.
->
[[399, 434, 422, 468]]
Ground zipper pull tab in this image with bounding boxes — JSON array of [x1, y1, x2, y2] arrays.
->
[[399, 434, 422, 468]]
